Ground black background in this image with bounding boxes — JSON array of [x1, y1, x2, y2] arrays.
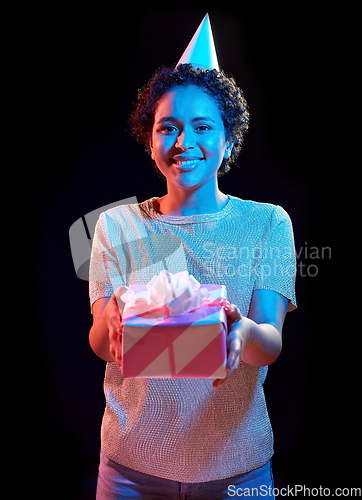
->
[[22, 3, 354, 498]]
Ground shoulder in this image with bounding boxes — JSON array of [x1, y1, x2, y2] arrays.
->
[[92, 201, 141, 243], [102, 202, 140, 219], [229, 196, 291, 225], [99, 198, 152, 226], [96, 198, 155, 243]]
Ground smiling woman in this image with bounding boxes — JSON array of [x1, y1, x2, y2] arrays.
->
[[129, 63, 250, 175], [89, 16, 297, 500], [149, 85, 233, 212]]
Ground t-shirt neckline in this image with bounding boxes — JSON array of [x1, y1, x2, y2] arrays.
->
[[140, 195, 235, 225]]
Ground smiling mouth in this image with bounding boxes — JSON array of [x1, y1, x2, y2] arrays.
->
[[171, 158, 204, 170]]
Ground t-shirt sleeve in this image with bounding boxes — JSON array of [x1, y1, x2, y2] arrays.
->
[[254, 205, 297, 312], [89, 212, 126, 312]]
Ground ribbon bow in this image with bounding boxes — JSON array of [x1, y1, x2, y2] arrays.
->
[[120, 270, 211, 318]]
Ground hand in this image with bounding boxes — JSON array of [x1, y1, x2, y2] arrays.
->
[[213, 303, 249, 389], [107, 286, 128, 367]]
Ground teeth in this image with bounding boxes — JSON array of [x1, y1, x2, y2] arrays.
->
[[174, 159, 202, 167]]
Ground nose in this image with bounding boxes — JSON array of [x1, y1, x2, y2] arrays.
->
[[175, 128, 195, 151]]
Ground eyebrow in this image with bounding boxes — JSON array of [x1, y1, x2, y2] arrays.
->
[[156, 116, 216, 125]]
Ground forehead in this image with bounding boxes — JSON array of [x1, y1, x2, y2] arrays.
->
[[154, 85, 222, 123]]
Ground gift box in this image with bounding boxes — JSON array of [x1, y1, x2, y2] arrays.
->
[[120, 271, 228, 379]]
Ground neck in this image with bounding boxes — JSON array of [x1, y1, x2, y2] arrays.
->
[[158, 181, 228, 216]]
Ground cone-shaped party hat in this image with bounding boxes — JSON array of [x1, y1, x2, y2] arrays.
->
[[176, 14, 219, 71]]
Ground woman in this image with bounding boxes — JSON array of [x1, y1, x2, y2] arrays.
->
[[89, 63, 297, 499]]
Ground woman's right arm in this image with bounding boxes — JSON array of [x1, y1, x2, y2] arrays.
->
[[89, 289, 126, 364]]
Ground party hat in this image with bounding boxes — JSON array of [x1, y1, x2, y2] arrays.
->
[[176, 14, 219, 71]]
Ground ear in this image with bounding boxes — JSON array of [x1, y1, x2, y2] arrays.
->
[[149, 137, 154, 160], [224, 142, 233, 159]]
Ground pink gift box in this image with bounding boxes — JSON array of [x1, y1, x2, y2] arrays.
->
[[121, 284, 228, 379]]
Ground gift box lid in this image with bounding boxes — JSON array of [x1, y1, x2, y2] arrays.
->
[[122, 284, 227, 327]]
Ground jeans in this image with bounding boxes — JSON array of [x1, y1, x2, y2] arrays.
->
[[96, 449, 275, 499]]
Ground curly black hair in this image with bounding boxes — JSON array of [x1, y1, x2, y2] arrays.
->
[[129, 63, 250, 175]]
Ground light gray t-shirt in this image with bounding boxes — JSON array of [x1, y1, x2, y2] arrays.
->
[[89, 194, 297, 482]]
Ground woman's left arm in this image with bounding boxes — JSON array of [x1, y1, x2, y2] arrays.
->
[[213, 289, 289, 389]]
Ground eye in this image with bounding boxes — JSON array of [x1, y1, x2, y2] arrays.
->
[[160, 125, 178, 133], [195, 125, 212, 132]]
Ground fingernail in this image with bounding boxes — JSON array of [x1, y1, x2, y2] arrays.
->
[[223, 300, 232, 312]]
